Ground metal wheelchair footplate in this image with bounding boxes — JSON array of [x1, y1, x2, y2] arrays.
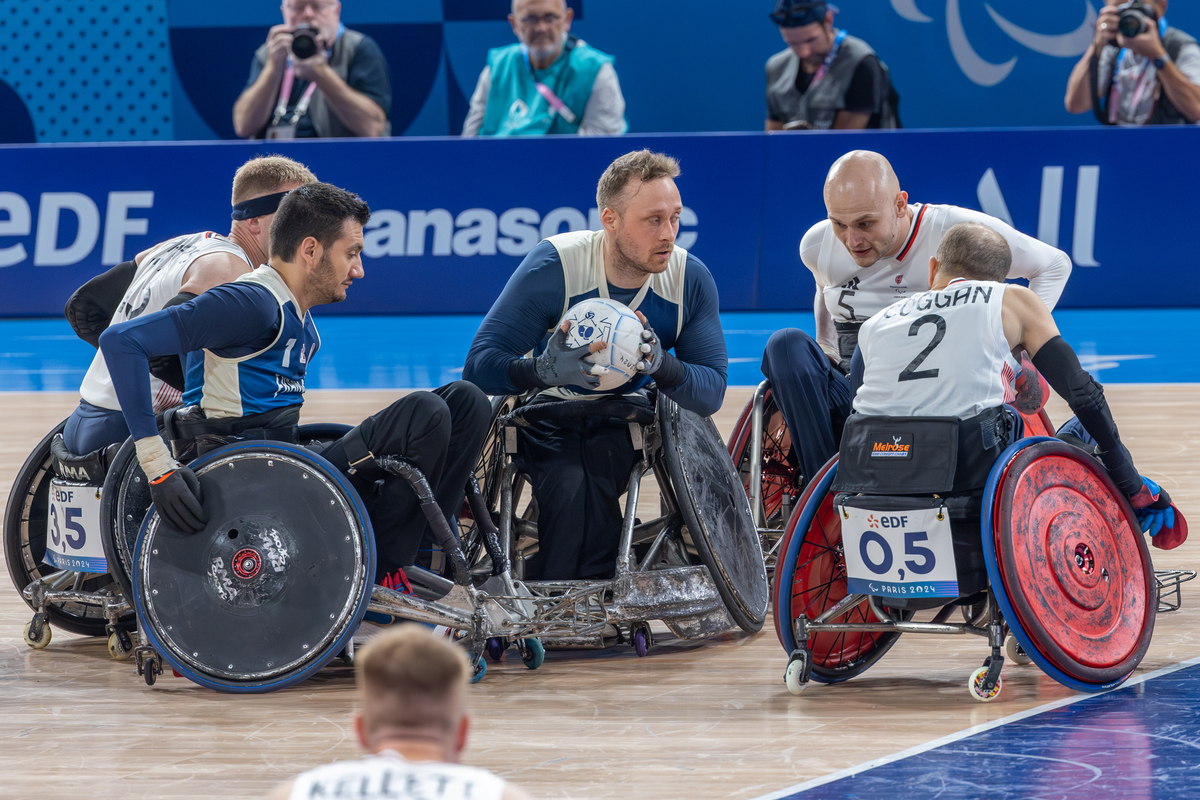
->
[[1155, 568, 1197, 613]]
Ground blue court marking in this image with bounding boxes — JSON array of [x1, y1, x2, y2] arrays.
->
[[0, 309, 1196, 391], [758, 656, 1200, 800]]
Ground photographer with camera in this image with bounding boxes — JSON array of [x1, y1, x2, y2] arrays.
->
[[1065, 0, 1200, 125], [233, 0, 391, 139]]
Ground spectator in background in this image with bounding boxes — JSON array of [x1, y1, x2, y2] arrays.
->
[[462, 0, 626, 137], [233, 0, 391, 139], [765, 0, 899, 130], [1065, 0, 1200, 125], [267, 626, 532, 800]]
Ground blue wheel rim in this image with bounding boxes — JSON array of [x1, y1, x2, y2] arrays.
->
[[132, 440, 376, 693], [774, 462, 839, 658]]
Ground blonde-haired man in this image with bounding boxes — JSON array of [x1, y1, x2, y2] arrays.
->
[[268, 626, 531, 800], [463, 149, 728, 581], [61, 155, 316, 456]]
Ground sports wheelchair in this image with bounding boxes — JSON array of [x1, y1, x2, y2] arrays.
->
[[773, 409, 1175, 702], [454, 392, 770, 658], [729, 379, 1196, 606]]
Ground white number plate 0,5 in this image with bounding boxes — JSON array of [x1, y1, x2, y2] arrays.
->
[[842, 505, 959, 599], [44, 479, 107, 573]]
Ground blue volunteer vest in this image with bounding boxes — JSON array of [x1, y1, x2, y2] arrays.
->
[[182, 267, 320, 418], [480, 37, 614, 136]]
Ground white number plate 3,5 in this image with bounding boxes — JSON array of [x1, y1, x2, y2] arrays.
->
[[842, 505, 959, 599], [44, 479, 107, 573]]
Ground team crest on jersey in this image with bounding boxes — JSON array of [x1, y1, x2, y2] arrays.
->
[[895, 275, 903, 285], [870, 432, 913, 460]]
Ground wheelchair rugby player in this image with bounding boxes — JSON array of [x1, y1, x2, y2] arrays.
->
[[776, 222, 1183, 700]]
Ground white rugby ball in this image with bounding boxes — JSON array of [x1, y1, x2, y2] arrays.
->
[[561, 298, 645, 392]]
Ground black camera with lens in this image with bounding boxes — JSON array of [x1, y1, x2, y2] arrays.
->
[[1117, 1, 1158, 39], [290, 24, 320, 60]]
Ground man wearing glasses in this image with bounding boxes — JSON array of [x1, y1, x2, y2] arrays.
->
[[462, 0, 627, 136], [234, 0, 392, 139], [765, 0, 899, 130]]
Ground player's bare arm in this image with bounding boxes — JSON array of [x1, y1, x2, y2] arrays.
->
[[178, 251, 255, 296]]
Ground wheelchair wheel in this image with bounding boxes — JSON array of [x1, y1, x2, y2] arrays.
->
[[772, 456, 905, 683], [728, 385, 800, 570], [133, 440, 375, 692], [660, 396, 769, 633], [4, 420, 116, 637], [984, 438, 1156, 692]]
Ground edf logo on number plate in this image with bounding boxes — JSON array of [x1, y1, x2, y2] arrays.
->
[[842, 505, 959, 599]]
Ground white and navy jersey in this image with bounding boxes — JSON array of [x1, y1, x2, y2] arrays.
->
[[854, 279, 1016, 419], [800, 203, 1072, 356], [463, 229, 728, 417], [287, 751, 506, 800], [181, 266, 319, 419], [79, 232, 251, 413]]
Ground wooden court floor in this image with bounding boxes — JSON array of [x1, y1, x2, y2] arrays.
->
[[1, 386, 1198, 800]]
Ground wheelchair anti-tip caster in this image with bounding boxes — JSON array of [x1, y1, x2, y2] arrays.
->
[[1005, 636, 1032, 666], [107, 629, 134, 660], [135, 646, 163, 687], [632, 623, 653, 657], [785, 649, 812, 696], [486, 637, 508, 663], [22, 613, 51, 649], [470, 657, 487, 684], [518, 638, 545, 670]]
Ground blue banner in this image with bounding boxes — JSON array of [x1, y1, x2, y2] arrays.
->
[[0, 127, 1193, 317]]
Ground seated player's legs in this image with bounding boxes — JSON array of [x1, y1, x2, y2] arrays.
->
[[63, 400, 131, 455], [318, 381, 491, 583], [515, 394, 651, 581], [760, 328, 853, 482]]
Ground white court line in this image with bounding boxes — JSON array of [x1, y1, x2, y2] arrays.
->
[[752, 654, 1200, 800]]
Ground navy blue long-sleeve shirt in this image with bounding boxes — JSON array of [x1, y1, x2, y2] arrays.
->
[[463, 240, 728, 417]]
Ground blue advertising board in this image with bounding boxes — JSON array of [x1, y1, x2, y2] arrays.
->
[[0, 126, 1193, 317]]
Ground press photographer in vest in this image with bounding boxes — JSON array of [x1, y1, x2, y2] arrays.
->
[[765, 0, 899, 131], [233, 0, 392, 139], [462, 0, 627, 137], [1065, 0, 1200, 125]]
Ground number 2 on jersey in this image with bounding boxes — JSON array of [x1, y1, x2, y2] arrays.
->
[[898, 314, 945, 382]]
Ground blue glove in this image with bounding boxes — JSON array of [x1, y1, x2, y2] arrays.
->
[[1131, 476, 1174, 537]]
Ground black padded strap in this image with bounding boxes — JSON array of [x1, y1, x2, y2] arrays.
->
[[341, 425, 375, 472]]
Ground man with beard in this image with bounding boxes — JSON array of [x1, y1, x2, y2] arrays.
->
[[463, 150, 728, 580], [762, 150, 1072, 488], [99, 184, 491, 592], [462, 0, 627, 136]]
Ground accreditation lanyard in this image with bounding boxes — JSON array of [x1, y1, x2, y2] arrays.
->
[[1108, 17, 1170, 123], [272, 66, 319, 126], [522, 45, 578, 125], [810, 29, 848, 88]]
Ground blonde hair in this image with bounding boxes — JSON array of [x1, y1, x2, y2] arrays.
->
[[230, 155, 318, 205], [356, 625, 469, 737], [596, 149, 681, 214]]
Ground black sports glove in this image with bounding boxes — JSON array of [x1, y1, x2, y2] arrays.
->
[[149, 467, 207, 533], [534, 323, 605, 389]]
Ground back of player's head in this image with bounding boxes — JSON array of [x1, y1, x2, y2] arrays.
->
[[597, 149, 681, 214], [935, 222, 1011, 283], [356, 625, 469, 742], [269, 183, 371, 262], [231, 155, 317, 205]]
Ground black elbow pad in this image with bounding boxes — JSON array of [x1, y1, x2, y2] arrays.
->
[[64, 259, 138, 347]]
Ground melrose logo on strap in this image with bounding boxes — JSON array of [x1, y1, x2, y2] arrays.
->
[[891, 0, 1096, 86]]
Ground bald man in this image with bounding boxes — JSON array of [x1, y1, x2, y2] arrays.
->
[[761, 150, 1072, 484], [462, 0, 627, 136], [268, 625, 532, 800]]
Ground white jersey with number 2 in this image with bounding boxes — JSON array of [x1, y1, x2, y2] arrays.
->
[[287, 750, 506, 800], [79, 232, 250, 414], [853, 279, 1017, 420]]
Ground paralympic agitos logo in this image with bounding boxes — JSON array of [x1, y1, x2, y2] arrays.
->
[[891, 0, 1096, 86]]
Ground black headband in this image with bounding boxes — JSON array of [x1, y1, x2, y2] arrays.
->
[[231, 190, 290, 221]]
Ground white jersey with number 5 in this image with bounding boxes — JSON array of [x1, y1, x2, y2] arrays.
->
[[854, 279, 1017, 419], [287, 750, 506, 800], [79, 232, 250, 414]]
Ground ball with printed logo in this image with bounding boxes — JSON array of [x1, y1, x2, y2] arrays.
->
[[561, 298, 645, 392]]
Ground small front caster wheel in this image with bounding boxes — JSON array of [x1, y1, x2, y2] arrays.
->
[[486, 637, 507, 663], [519, 638, 545, 670], [1005, 636, 1032, 666], [23, 620, 51, 649], [632, 624, 651, 657], [107, 631, 134, 660], [784, 651, 811, 696], [143, 660, 162, 686], [470, 657, 487, 684], [968, 666, 1002, 702]]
